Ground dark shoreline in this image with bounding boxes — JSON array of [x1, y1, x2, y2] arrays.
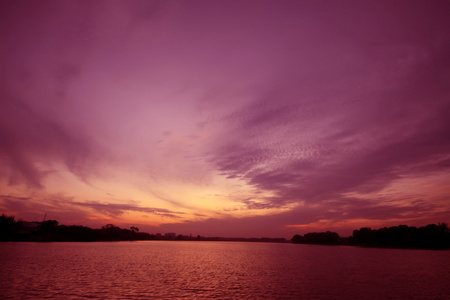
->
[[1, 214, 449, 250], [292, 224, 450, 250]]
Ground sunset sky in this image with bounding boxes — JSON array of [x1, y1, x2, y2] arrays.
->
[[1, 0, 449, 238]]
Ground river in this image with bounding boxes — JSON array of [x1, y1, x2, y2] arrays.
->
[[1, 241, 449, 299]]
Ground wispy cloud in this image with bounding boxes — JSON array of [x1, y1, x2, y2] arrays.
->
[[71, 201, 185, 219], [207, 41, 450, 210], [1, 0, 449, 236]]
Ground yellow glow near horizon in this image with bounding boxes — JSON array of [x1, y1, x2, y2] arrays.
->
[[25, 160, 296, 227]]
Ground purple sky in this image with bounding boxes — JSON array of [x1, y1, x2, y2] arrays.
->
[[1, 1, 449, 238]]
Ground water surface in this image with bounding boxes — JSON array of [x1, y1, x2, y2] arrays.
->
[[1, 241, 449, 299]]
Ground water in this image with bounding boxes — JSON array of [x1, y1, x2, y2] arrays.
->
[[1, 241, 449, 299]]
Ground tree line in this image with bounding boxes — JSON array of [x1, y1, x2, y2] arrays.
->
[[292, 223, 450, 250], [0, 214, 289, 243], [0, 214, 154, 242], [2, 214, 449, 248]]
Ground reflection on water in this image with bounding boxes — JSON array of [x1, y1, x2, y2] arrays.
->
[[1, 241, 449, 299]]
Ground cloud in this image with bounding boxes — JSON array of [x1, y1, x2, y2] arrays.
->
[[1, 1, 449, 235], [0, 93, 104, 187], [207, 38, 450, 209], [0, 193, 186, 228], [158, 193, 449, 238], [71, 201, 185, 219], [0, 194, 90, 223]]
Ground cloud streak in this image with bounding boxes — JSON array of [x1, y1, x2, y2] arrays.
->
[[71, 201, 185, 219], [1, 0, 449, 236], [0, 94, 103, 187]]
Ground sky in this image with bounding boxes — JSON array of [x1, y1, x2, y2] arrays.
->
[[1, 0, 449, 238]]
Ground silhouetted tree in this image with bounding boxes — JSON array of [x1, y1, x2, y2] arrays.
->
[[0, 214, 21, 241], [291, 234, 305, 244], [351, 224, 450, 249], [291, 231, 340, 245], [36, 220, 59, 241]]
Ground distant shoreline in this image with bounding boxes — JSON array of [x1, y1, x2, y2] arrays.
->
[[291, 224, 450, 250], [1, 214, 449, 250]]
